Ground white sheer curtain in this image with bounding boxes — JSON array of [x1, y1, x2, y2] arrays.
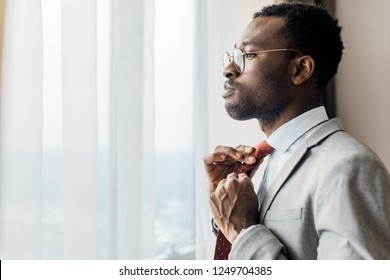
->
[[0, 0, 155, 259], [0, 0, 43, 259], [62, 0, 99, 259], [111, 0, 155, 260], [0, 0, 275, 260]]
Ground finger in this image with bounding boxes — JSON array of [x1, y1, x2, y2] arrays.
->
[[213, 145, 244, 161], [237, 173, 254, 188], [237, 155, 257, 167], [226, 172, 238, 180], [203, 153, 227, 166], [209, 182, 218, 194], [235, 145, 255, 154], [238, 172, 252, 182], [214, 178, 227, 195], [235, 146, 257, 165], [238, 172, 249, 179], [241, 155, 257, 165], [224, 173, 249, 192]]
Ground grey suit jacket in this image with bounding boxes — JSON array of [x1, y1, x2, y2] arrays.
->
[[229, 118, 390, 259]]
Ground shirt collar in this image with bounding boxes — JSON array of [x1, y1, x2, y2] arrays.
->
[[266, 106, 329, 153]]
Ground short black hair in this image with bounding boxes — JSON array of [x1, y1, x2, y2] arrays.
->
[[254, 2, 344, 91]]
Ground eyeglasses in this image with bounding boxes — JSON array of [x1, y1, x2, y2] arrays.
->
[[223, 48, 303, 73]]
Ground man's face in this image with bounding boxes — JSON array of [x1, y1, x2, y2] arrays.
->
[[223, 16, 294, 123]]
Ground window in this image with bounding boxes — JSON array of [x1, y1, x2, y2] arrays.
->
[[154, 0, 195, 259], [40, 0, 195, 259]]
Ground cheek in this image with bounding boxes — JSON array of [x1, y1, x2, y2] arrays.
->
[[240, 67, 264, 87], [246, 71, 271, 93], [240, 59, 290, 95]]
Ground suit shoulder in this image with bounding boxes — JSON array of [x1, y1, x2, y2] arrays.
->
[[319, 130, 374, 156], [306, 119, 380, 160]]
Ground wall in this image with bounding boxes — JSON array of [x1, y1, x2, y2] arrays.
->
[[335, 0, 390, 170]]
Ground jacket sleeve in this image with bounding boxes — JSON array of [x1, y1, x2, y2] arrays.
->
[[229, 224, 288, 259]]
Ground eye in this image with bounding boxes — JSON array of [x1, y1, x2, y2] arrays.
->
[[244, 53, 257, 59]]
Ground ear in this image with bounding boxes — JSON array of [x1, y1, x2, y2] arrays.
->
[[291, 56, 315, 86]]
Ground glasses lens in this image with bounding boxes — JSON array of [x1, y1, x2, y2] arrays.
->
[[233, 49, 244, 73], [223, 52, 232, 68]]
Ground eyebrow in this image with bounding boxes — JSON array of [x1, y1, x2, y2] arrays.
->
[[234, 40, 256, 49]]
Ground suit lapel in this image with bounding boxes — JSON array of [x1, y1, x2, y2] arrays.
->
[[259, 118, 345, 223]]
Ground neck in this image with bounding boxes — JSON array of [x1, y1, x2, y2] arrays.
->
[[259, 103, 320, 137]]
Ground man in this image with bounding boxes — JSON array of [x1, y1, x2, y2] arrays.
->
[[203, 2, 390, 259]]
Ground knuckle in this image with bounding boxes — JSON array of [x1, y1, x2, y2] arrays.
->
[[215, 145, 235, 154], [235, 145, 245, 150], [214, 145, 225, 151]]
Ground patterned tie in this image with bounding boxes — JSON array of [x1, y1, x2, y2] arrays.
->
[[240, 141, 274, 174], [214, 140, 274, 260]]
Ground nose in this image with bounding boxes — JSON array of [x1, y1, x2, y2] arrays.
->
[[223, 62, 240, 79]]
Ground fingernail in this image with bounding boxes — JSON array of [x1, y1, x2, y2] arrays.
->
[[248, 156, 256, 162]]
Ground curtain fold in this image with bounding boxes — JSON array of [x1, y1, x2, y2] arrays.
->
[[0, 0, 43, 259], [111, 0, 155, 259], [62, 0, 98, 259], [194, 0, 213, 260]]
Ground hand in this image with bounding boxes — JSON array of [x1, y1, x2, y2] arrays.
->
[[203, 145, 257, 186], [209, 172, 259, 243]]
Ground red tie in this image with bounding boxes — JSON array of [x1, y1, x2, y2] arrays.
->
[[240, 141, 274, 173], [214, 140, 274, 260]]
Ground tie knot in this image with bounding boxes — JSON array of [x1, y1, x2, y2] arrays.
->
[[239, 140, 274, 174], [253, 140, 274, 159]]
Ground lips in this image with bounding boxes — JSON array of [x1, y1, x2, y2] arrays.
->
[[223, 82, 238, 99]]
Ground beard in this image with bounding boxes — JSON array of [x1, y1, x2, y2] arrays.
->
[[225, 63, 291, 124]]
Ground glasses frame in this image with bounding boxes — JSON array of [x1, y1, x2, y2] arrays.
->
[[223, 48, 303, 73]]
